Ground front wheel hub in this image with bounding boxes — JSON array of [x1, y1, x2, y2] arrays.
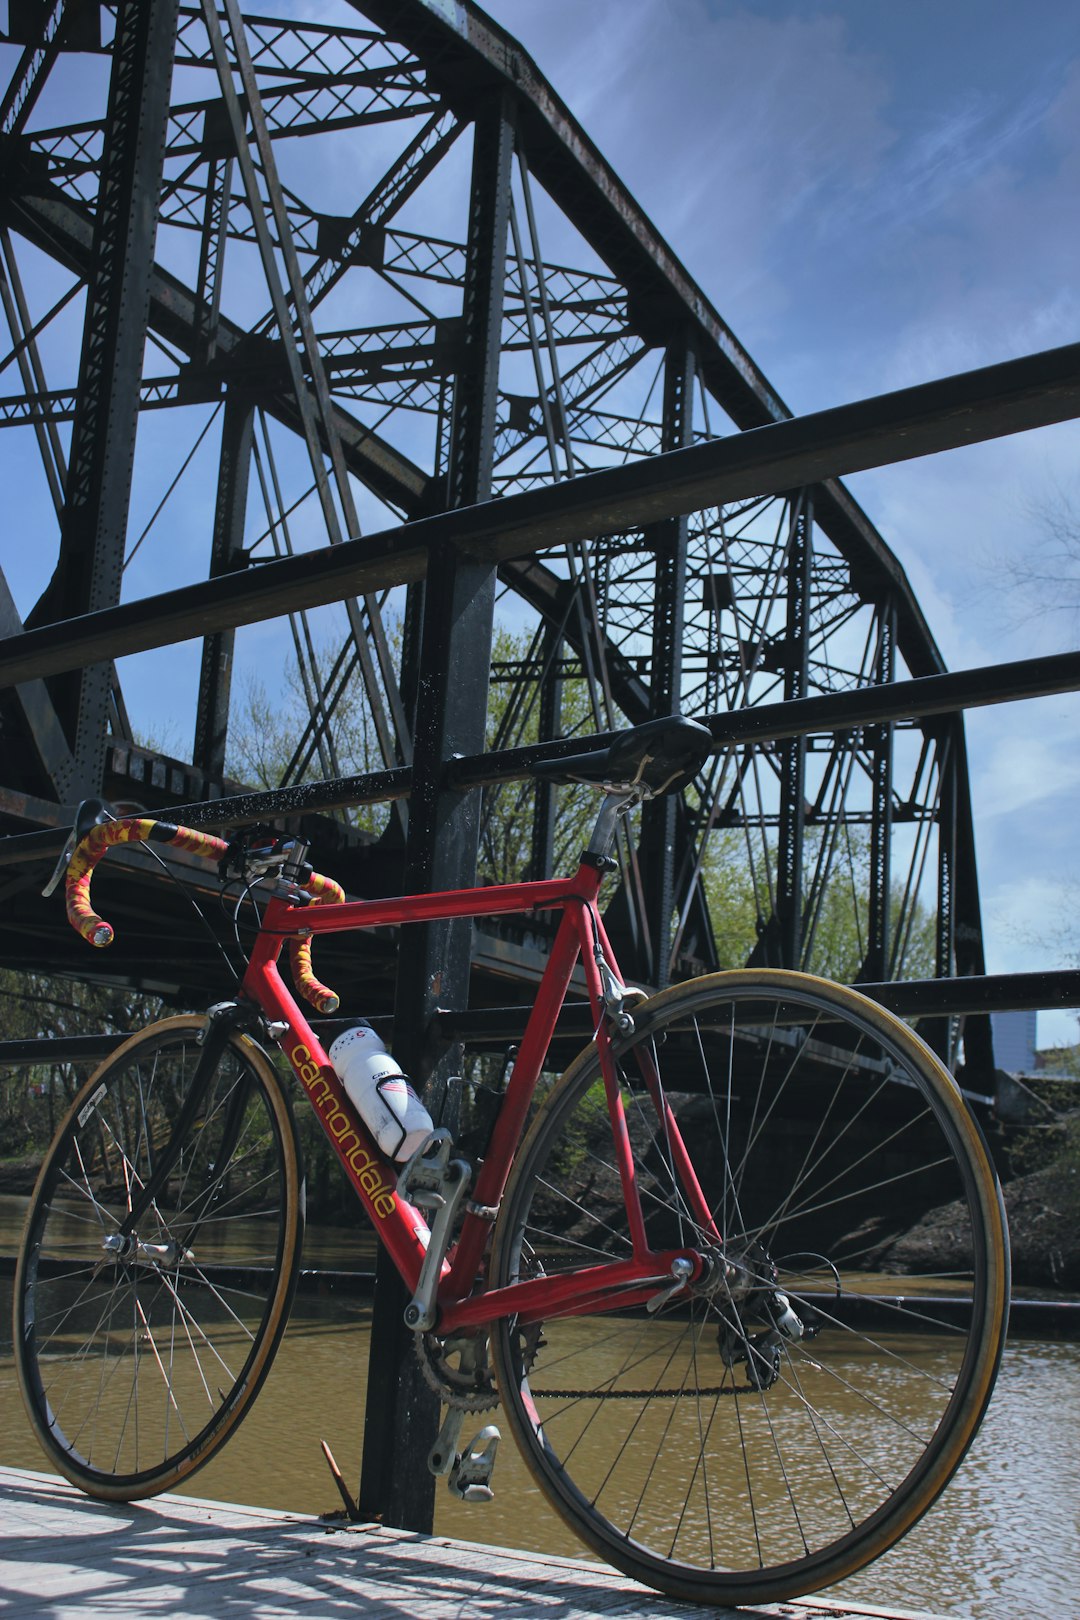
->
[[101, 1233, 192, 1267]]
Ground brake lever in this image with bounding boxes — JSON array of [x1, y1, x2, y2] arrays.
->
[[42, 798, 117, 897], [41, 828, 78, 898]]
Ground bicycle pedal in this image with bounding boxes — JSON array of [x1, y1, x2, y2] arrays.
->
[[447, 1423, 500, 1502]]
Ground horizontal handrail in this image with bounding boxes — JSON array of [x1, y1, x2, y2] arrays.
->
[[4, 968, 1079, 1070], [2, 645, 1080, 860]]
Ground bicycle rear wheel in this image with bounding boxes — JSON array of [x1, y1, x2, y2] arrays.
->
[[489, 970, 1009, 1607], [14, 1014, 304, 1499]]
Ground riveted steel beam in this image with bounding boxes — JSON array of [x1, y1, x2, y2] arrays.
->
[[634, 337, 696, 983], [358, 87, 515, 1540], [25, 0, 179, 797], [193, 393, 254, 779], [2, 340, 1077, 693], [858, 598, 897, 984]]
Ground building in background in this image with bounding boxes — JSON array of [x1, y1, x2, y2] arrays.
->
[[991, 1009, 1037, 1075]]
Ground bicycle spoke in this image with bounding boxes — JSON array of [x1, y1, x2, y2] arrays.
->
[[16, 1018, 301, 1494], [492, 972, 1007, 1606]]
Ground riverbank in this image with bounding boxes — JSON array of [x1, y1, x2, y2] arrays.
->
[[883, 1156, 1080, 1291]]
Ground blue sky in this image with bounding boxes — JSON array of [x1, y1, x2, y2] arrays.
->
[[481, 0, 1080, 1038]]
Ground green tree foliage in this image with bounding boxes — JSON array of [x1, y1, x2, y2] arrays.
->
[[694, 823, 936, 980], [0, 971, 162, 1165]]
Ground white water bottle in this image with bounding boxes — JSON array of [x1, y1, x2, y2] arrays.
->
[[328, 1021, 434, 1161]]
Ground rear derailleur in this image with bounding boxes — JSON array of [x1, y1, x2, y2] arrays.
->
[[717, 1244, 813, 1391]]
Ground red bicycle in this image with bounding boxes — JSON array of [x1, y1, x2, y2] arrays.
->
[[13, 716, 1009, 1607]]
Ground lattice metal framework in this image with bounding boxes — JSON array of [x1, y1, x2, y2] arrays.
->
[[0, 0, 987, 1072]]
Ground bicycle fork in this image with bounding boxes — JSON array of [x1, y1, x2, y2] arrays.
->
[[104, 1001, 253, 1262]]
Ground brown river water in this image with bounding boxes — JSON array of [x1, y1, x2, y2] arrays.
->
[[2, 1194, 1077, 1618]]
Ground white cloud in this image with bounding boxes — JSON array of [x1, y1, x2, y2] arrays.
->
[[969, 722, 1080, 821]]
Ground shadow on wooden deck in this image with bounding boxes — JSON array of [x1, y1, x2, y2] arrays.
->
[[0, 1464, 948, 1619]]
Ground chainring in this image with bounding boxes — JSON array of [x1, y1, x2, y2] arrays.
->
[[414, 1247, 545, 1410], [414, 1327, 499, 1411]]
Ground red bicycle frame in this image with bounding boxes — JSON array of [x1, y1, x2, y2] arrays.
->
[[243, 852, 721, 1333]]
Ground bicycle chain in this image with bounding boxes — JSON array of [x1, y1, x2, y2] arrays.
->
[[526, 1383, 756, 1399]]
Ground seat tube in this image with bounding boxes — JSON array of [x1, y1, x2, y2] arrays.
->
[[580, 927, 650, 1257]]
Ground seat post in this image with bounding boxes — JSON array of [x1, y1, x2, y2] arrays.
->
[[586, 789, 643, 859]]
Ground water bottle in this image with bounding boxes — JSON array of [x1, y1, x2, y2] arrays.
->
[[327, 1021, 434, 1161]]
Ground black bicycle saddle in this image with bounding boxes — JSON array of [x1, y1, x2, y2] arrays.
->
[[530, 714, 713, 797]]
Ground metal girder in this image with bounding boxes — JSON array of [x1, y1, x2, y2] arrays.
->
[[427, 969, 1080, 1042], [750, 492, 813, 969], [25, 0, 180, 797], [859, 598, 897, 984], [627, 338, 696, 984], [193, 393, 253, 778], [359, 87, 515, 1539], [943, 721, 991, 1072], [527, 616, 562, 880], [2, 339, 1077, 691]]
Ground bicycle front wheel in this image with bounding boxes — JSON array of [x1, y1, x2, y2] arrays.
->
[[489, 970, 1009, 1607], [14, 1014, 304, 1499]]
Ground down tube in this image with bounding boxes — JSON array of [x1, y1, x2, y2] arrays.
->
[[246, 955, 432, 1286]]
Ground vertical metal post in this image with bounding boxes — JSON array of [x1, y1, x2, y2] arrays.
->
[[193, 121, 233, 366], [529, 618, 563, 880], [27, 0, 180, 797], [193, 393, 253, 780], [930, 728, 958, 1062], [776, 493, 811, 967], [358, 87, 514, 1535], [951, 722, 994, 1078], [859, 597, 896, 982], [751, 491, 811, 968], [637, 337, 694, 987]]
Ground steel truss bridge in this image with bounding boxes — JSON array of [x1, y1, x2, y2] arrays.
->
[[1, 0, 1080, 1531]]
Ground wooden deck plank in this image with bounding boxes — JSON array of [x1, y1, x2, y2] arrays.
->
[[0, 1465, 950, 1619]]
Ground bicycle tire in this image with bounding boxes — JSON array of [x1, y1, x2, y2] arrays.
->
[[489, 969, 1009, 1607], [14, 1014, 304, 1499]]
